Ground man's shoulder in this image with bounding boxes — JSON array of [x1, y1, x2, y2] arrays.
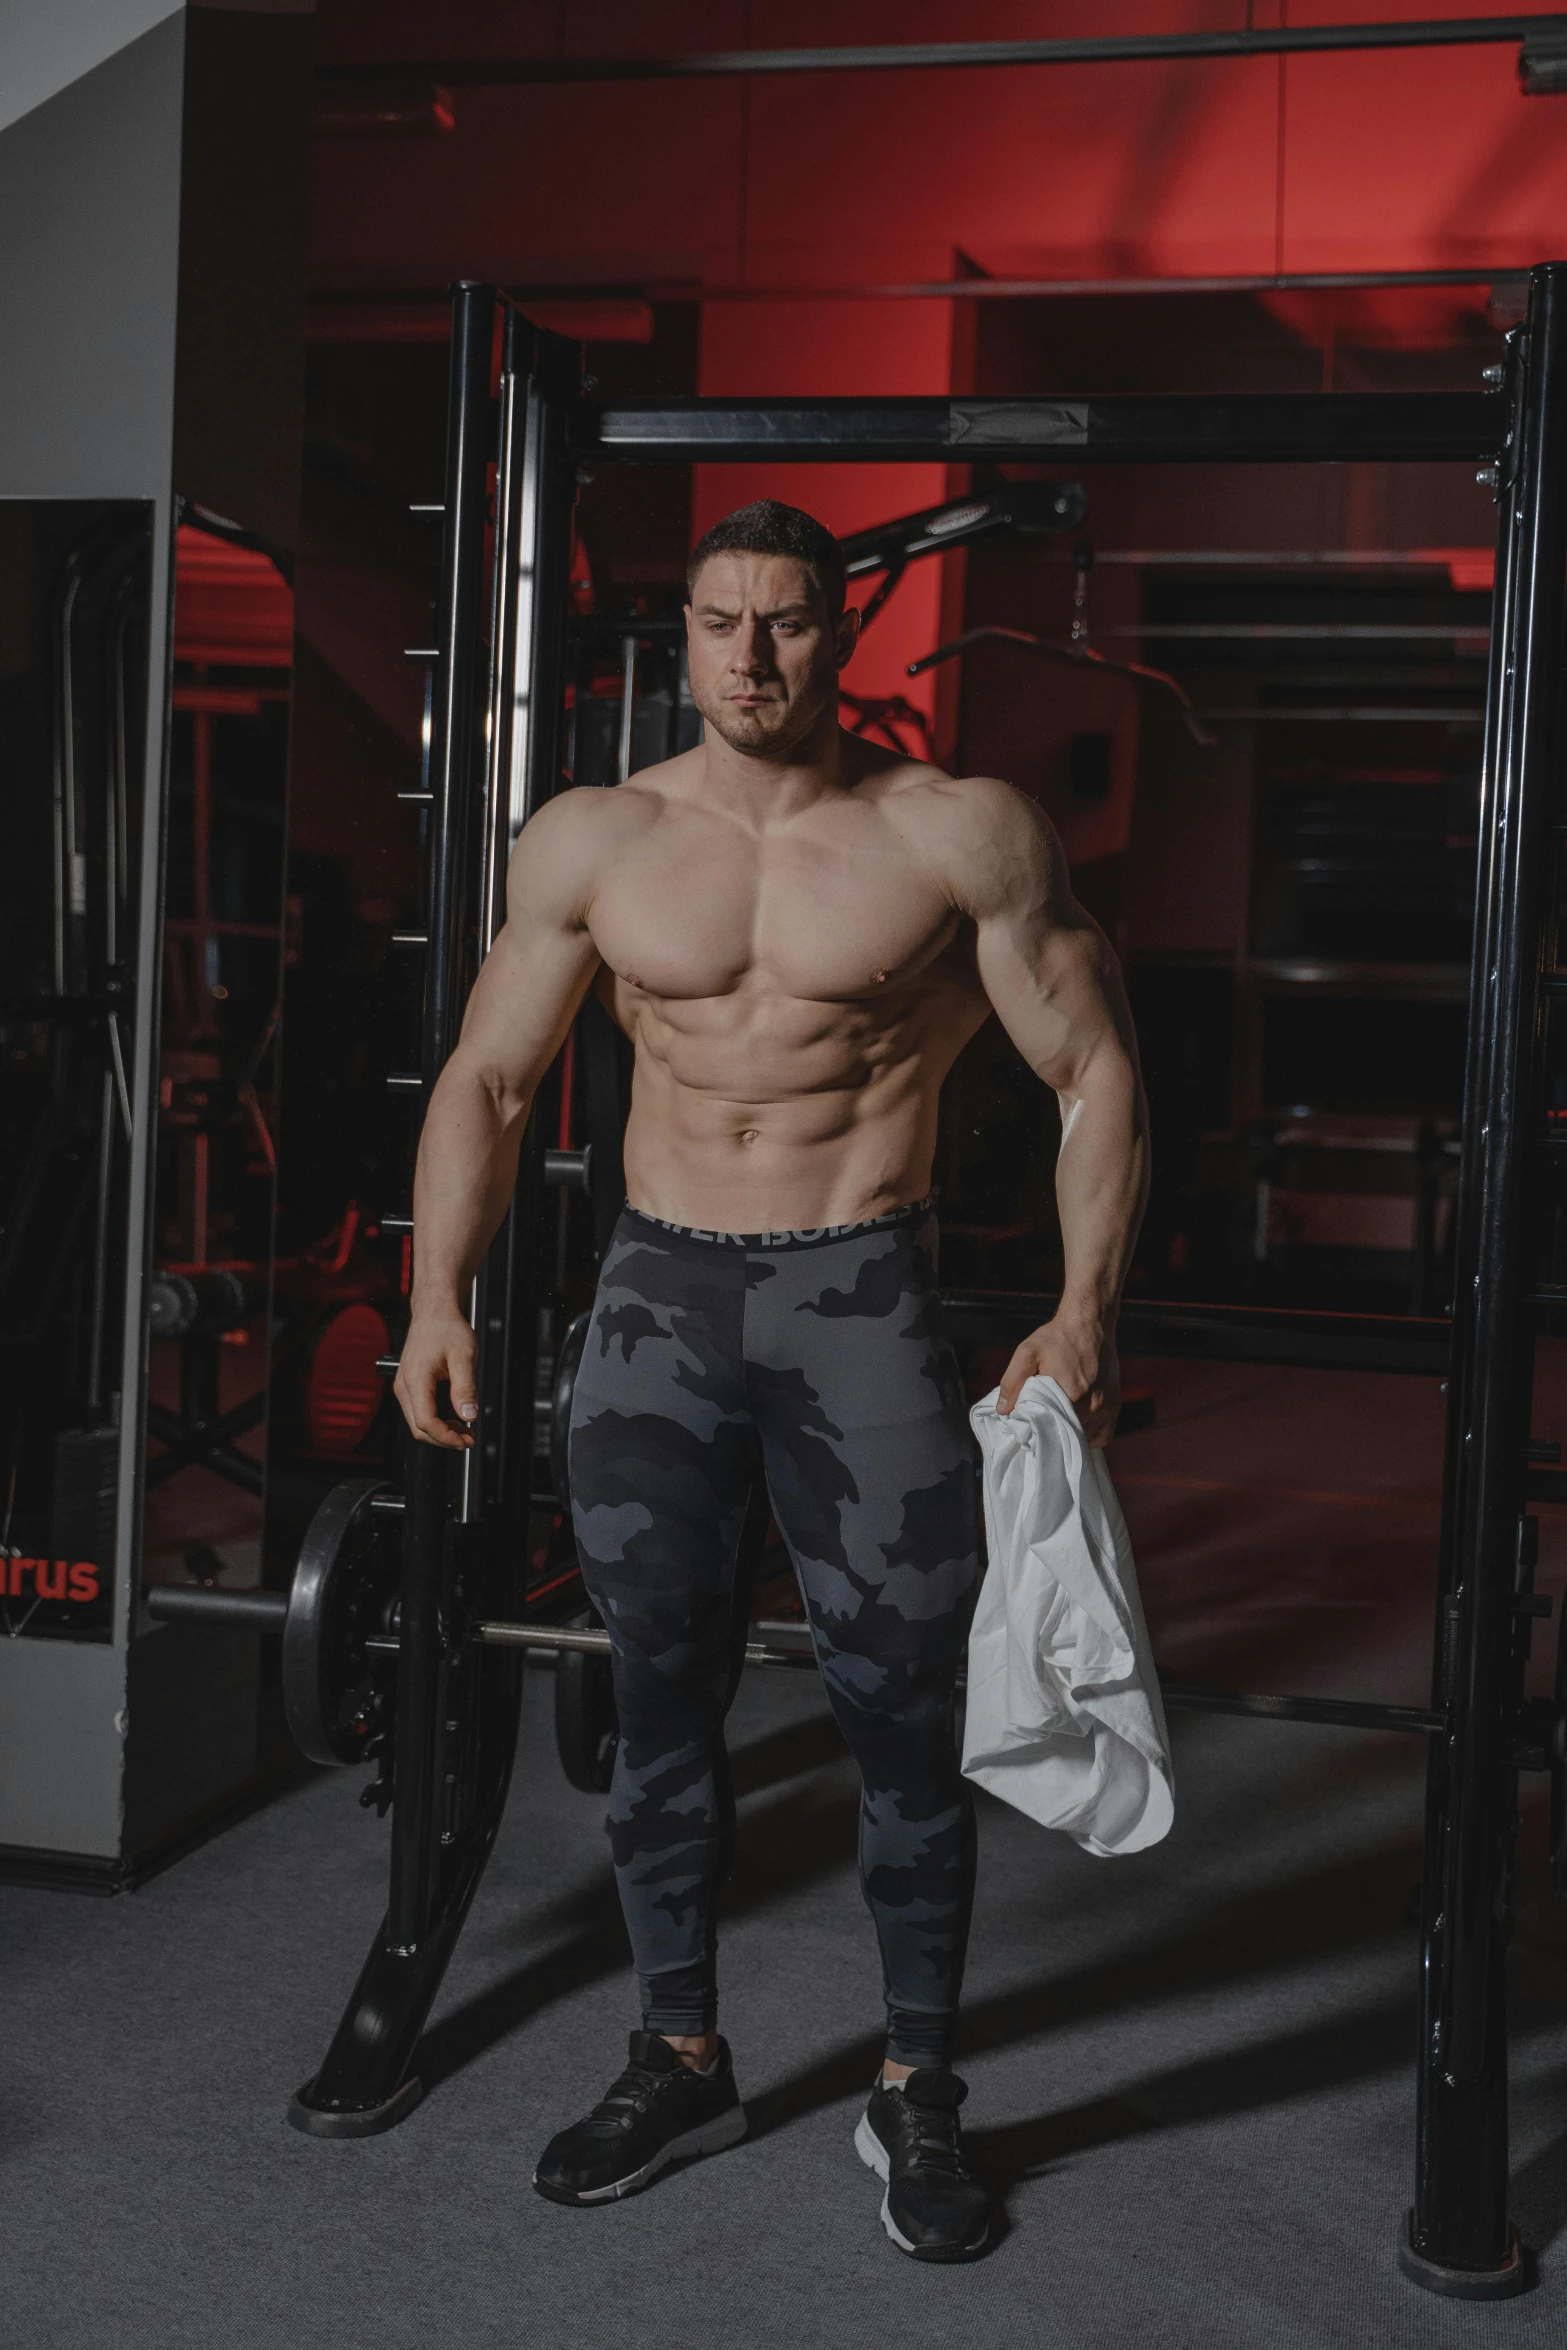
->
[[517, 763, 692, 859], [507, 770, 689, 923], [527, 770, 677, 836], [867, 762, 1049, 855], [861, 763, 1064, 922]]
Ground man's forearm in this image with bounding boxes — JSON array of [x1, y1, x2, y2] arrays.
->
[[410, 1062, 531, 1316], [1052, 1057, 1149, 1338]]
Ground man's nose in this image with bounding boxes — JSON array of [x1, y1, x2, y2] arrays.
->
[[730, 619, 771, 673]]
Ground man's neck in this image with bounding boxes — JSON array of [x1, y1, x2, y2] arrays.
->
[[696, 710, 850, 828]]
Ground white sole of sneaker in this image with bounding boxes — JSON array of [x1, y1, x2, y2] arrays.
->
[[539, 2102, 748, 2206], [853, 2110, 988, 2261]]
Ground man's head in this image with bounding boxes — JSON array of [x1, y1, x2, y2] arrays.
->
[[684, 499, 858, 760]]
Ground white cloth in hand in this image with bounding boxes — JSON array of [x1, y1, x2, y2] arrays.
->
[[963, 1375, 1173, 1856]]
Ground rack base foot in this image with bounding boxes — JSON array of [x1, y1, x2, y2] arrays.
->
[[287, 2072, 425, 2138], [1397, 2212, 1529, 2299]]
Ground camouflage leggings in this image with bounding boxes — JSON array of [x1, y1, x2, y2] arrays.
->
[[569, 1198, 981, 2067]]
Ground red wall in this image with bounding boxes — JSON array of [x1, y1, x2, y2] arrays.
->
[[312, 3, 1566, 302]]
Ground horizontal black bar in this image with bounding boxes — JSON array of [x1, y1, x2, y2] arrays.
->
[[1160, 1683, 1442, 1735], [481, 1618, 1444, 1732], [0, 992, 127, 1019], [316, 16, 1567, 86], [365, 1292, 1446, 1379], [940, 1290, 1452, 1376], [579, 392, 1504, 466], [570, 615, 686, 641], [145, 1585, 288, 1635]]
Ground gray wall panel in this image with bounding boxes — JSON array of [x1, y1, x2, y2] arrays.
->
[[0, 17, 186, 1858], [0, 16, 185, 500], [0, 1642, 127, 1857]]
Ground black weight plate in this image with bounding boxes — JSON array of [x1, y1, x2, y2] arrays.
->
[[283, 1476, 393, 1766], [554, 1621, 619, 1794]]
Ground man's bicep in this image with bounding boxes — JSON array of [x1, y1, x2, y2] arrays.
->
[[968, 816, 1137, 1099]]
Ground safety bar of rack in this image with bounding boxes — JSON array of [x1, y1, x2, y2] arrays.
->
[[943, 1291, 1452, 1375]]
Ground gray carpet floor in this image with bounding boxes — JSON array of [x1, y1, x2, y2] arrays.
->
[[9, 1349, 1567, 2348], [5, 1660, 1567, 2350]]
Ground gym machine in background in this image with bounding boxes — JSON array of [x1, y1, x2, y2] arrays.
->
[[0, 503, 154, 1645], [154, 270, 1567, 2298], [0, 0, 314, 1885]]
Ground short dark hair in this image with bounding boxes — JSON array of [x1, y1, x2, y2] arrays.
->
[[686, 498, 846, 619]]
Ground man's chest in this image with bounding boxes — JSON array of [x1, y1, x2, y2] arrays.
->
[[587, 819, 961, 1003]]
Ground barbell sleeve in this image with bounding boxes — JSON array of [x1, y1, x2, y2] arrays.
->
[[146, 1585, 289, 1635]]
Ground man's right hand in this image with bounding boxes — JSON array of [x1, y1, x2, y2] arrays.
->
[[394, 1309, 479, 1449]]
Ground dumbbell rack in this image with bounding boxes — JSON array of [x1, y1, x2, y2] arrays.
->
[[147, 266, 1567, 2296]]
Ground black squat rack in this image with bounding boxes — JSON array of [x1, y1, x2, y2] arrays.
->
[[150, 265, 1567, 2297]]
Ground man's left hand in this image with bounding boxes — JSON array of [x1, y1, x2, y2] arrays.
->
[[997, 1316, 1121, 1446]]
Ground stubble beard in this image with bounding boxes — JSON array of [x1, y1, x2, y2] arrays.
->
[[697, 675, 836, 763]]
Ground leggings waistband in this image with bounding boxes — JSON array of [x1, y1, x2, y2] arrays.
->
[[621, 1196, 934, 1253]]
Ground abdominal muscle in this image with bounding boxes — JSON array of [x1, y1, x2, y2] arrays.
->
[[616, 978, 986, 1232]]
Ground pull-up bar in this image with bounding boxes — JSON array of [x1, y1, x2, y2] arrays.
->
[[317, 15, 1567, 88]]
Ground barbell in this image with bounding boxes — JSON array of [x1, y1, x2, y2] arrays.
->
[[144, 1464, 825, 1791]]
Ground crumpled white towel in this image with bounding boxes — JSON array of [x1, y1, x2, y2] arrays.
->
[[962, 1375, 1174, 1856]]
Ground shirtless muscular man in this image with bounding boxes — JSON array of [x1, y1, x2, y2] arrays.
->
[[394, 500, 1148, 2260]]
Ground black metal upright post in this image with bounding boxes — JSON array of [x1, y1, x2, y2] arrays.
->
[[291, 283, 504, 2134], [390, 280, 497, 1948], [478, 311, 580, 1539], [1402, 262, 1567, 2297]]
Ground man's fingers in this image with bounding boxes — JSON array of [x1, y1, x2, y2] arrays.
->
[[1080, 1384, 1119, 1447], [996, 1343, 1038, 1413], [395, 1355, 475, 1448], [447, 1348, 479, 1426]]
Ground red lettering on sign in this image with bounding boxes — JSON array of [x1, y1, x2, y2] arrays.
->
[[36, 1560, 68, 1601], [11, 1558, 36, 1597], [68, 1563, 100, 1603]]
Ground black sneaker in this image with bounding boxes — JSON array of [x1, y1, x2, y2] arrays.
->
[[532, 2031, 746, 2206], [854, 2070, 990, 2261]]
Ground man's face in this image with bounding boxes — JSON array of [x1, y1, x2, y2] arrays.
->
[[684, 552, 857, 759]]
